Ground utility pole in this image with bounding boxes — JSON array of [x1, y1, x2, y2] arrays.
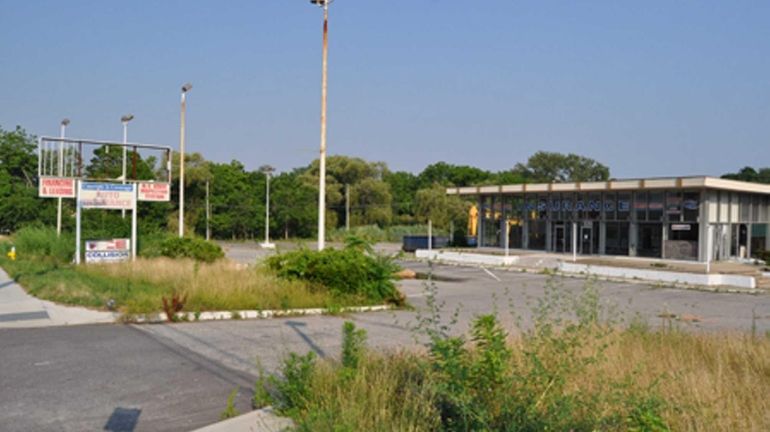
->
[[120, 114, 134, 219], [311, 0, 332, 250], [178, 83, 192, 238], [260, 165, 275, 248], [56, 118, 69, 237], [345, 183, 350, 231], [205, 180, 211, 241]]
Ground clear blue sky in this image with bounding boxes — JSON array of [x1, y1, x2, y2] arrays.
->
[[1, 0, 768, 178]]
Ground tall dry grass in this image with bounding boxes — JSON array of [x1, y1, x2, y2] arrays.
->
[[610, 330, 770, 431], [278, 327, 770, 431], [83, 257, 346, 313]]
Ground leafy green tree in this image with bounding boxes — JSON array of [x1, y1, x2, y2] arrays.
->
[[417, 162, 493, 188], [722, 166, 770, 184], [271, 170, 317, 239], [205, 161, 263, 239], [512, 151, 610, 183], [384, 170, 419, 224], [350, 177, 392, 227], [301, 156, 393, 229], [414, 184, 468, 230], [0, 126, 54, 232]]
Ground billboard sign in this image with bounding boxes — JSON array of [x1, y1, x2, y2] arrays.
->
[[39, 177, 76, 198], [85, 238, 130, 263], [79, 182, 135, 210], [138, 182, 170, 202]]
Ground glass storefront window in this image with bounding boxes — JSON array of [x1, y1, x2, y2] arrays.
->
[[648, 191, 663, 221], [666, 191, 682, 222], [634, 191, 648, 221], [587, 193, 601, 220], [604, 192, 616, 220], [617, 193, 631, 221], [550, 194, 561, 220], [682, 192, 699, 221]]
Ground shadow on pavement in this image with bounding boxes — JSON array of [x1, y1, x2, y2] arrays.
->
[[285, 321, 326, 357], [104, 407, 141, 431]]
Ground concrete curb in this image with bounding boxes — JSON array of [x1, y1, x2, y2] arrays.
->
[[192, 407, 293, 432], [125, 304, 394, 324]]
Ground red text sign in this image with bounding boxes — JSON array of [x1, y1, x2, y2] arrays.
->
[[138, 182, 170, 202], [39, 177, 76, 198]]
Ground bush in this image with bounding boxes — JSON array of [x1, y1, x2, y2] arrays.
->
[[12, 225, 74, 263], [155, 237, 224, 263], [265, 244, 401, 304]]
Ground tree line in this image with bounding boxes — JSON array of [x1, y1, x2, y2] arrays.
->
[[11, 124, 763, 240]]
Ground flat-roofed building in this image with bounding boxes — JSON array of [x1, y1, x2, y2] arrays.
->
[[447, 176, 770, 262]]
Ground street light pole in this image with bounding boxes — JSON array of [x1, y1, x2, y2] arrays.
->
[[311, 0, 332, 251], [178, 83, 192, 238], [56, 118, 70, 237], [120, 114, 134, 219], [260, 165, 276, 249]]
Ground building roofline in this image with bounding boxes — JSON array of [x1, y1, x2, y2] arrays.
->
[[446, 176, 770, 196]]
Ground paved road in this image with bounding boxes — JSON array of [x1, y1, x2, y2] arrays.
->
[[0, 324, 255, 432], [2, 256, 769, 431]]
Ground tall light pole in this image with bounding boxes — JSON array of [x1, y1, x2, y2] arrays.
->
[[56, 118, 70, 237], [311, 0, 332, 250], [120, 114, 134, 219], [178, 83, 192, 238], [260, 165, 276, 249]]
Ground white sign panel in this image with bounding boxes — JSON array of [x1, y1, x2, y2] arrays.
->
[[79, 182, 135, 210], [85, 238, 130, 263], [39, 177, 76, 198], [138, 182, 170, 202]]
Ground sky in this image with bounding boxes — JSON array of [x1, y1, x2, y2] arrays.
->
[[1, 0, 769, 178]]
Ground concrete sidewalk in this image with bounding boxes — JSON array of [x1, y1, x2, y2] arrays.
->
[[192, 408, 293, 432], [0, 268, 117, 329]]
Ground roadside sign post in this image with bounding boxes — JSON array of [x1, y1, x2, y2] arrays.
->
[[76, 182, 137, 264]]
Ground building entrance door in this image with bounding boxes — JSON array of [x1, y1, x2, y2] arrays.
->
[[580, 224, 594, 255], [553, 225, 566, 253]]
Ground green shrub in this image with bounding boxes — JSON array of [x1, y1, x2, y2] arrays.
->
[[12, 225, 74, 263], [266, 245, 401, 304], [341, 321, 367, 370], [156, 237, 224, 263]]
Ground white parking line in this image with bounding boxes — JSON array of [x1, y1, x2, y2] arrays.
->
[[481, 267, 501, 281]]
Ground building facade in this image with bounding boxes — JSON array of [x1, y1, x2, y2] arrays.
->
[[447, 177, 770, 262]]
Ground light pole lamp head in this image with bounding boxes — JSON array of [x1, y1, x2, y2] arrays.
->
[[121, 114, 134, 123], [61, 118, 70, 126], [310, 0, 332, 6], [181, 83, 193, 93], [260, 164, 276, 175]]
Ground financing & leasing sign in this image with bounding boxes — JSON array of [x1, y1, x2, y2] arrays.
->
[[39, 177, 76, 198], [79, 182, 135, 210]]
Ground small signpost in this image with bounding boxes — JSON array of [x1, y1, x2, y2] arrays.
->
[[85, 239, 131, 263], [75, 181, 137, 265]]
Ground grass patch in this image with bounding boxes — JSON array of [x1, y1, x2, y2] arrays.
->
[[1, 227, 399, 315], [0, 256, 381, 314]]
